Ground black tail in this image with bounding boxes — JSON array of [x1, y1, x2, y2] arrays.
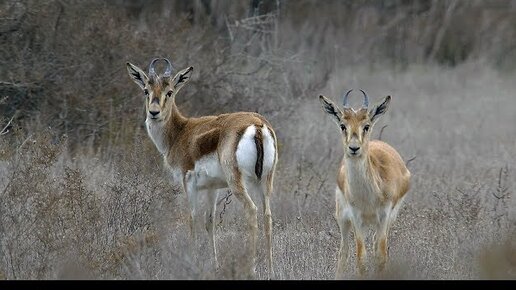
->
[[254, 127, 264, 180]]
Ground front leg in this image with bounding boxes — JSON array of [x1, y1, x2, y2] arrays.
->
[[183, 170, 199, 242], [351, 213, 367, 277], [374, 207, 391, 273], [354, 229, 367, 276], [335, 193, 351, 279], [336, 216, 351, 279]]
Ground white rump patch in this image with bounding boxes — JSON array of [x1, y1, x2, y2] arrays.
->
[[236, 125, 258, 178], [261, 125, 276, 174]]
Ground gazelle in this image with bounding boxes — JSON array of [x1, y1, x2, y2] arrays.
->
[[126, 58, 278, 277], [318, 90, 411, 278]]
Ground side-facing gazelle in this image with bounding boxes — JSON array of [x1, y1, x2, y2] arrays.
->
[[318, 90, 411, 278], [126, 58, 278, 277]]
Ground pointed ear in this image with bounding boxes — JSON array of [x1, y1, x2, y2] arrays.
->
[[126, 62, 149, 90], [319, 95, 343, 125], [170, 66, 193, 93], [369, 95, 391, 124]]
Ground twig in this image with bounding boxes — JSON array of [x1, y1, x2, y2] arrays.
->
[[217, 190, 233, 226], [405, 156, 417, 167], [225, 15, 234, 42], [0, 81, 37, 89], [378, 125, 388, 140], [1, 115, 14, 136], [53, 0, 65, 47], [492, 164, 509, 200], [0, 1, 26, 35], [17, 134, 32, 153], [428, 0, 458, 61]]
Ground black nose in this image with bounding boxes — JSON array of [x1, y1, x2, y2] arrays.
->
[[349, 146, 360, 153], [149, 110, 159, 117]]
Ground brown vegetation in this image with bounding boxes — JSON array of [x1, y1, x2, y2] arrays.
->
[[1, 0, 515, 279]]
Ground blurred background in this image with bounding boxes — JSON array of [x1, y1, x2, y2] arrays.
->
[[0, 0, 515, 279]]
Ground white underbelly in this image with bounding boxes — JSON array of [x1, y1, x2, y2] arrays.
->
[[193, 153, 227, 190]]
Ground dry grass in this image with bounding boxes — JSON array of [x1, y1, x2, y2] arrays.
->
[[1, 0, 515, 280]]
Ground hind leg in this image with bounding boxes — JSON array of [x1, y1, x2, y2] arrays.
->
[[335, 193, 352, 279], [260, 172, 274, 279], [227, 175, 258, 277], [205, 189, 220, 269]]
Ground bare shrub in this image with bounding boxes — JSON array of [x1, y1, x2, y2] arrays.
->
[[1, 0, 516, 280], [0, 130, 181, 279]]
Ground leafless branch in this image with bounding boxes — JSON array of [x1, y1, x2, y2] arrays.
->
[[225, 15, 234, 42], [428, 0, 459, 61], [492, 164, 509, 200], [1, 115, 14, 136], [0, 1, 27, 34], [217, 190, 233, 226], [0, 81, 37, 89], [53, 1, 65, 47], [405, 156, 417, 167]]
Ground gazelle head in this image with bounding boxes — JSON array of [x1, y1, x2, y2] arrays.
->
[[319, 90, 391, 159], [126, 58, 193, 122]]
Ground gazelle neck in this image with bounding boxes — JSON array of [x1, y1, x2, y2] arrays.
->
[[344, 152, 381, 193], [145, 100, 187, 155], [167, 100, 188, 127], [145, 118, 168, 155], [345, 154, 368, 175]]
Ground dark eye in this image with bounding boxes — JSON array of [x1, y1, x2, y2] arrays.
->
[[144, 89, 149, 96], [340, 124, 347, 132], [363, 125, 370, 132], [166, 91, 172, 97]]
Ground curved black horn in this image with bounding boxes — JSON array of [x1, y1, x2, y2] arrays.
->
[[360, 89, 369, 108], [343, 89, 353, 108], [162, 58, 174, 78], [148, 58, 160, 78]]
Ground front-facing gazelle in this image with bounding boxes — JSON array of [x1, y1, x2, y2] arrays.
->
[[126, 58, 278, 277], [319, 90, 411, 278]]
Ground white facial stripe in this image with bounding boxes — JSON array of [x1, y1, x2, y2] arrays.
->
[[145, 119, 167, 155]]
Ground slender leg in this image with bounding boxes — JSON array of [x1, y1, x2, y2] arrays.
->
[[375, 208, 390, 273], [184, 171, 198, 243], [220, 139, 259, 278], [229, 177, 258, 278], [262, 173, 274, 279], [354, 228, 367, 276], [335, 191, 351, 279], [375, 231, 388, 273], [335, 215, 351, 279], [205, 190, 220, 269]]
